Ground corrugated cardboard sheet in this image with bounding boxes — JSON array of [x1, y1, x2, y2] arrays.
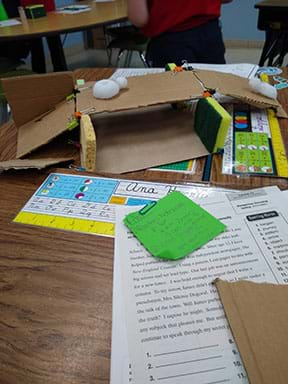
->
[[0, 158, 73, 170], [215, 279, 288, 384], [2, 72, 74, 127], [91, 105, 208, 173], [16, 100, 75, 158], [195, 70, 287, 118], [77, 71, 204, 113], [76, 70, 287, 117]]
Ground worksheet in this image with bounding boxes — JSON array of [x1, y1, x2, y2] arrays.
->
[[112, 186, 288, 383]]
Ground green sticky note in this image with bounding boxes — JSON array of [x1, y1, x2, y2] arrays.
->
[[124, 191, 226, 260]]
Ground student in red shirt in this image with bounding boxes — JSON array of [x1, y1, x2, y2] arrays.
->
[[128, 0, 233, 67]]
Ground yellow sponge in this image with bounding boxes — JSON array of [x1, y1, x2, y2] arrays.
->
[[195, 97, 232, 153], [80, 114, 96, 172]]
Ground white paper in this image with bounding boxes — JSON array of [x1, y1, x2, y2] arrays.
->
[[56, 5, 91, 14], [112, 186, 288, 383], [0, 19, 21, 27], [110, 68, 165, 79], [182, 63, 259, 79]]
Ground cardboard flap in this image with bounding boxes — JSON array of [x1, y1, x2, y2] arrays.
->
[[77, 72, 204, 114], [16, 100, 75, 158], [2, 72, 75, 127], [92, 105, 209, 173], [195, 70, 287, 117], [215, 279, 288, 384], [0, 158, 73, 171]]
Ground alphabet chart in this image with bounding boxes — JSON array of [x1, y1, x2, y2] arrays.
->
[[14, 173, 228, 237]]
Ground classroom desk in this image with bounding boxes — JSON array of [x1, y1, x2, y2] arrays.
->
[[0, 0, 127, 72], [255, 0, 288, 66], [0, 67, 287, 384]]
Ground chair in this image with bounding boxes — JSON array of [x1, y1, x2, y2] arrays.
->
[[105, 23, 149, 67]]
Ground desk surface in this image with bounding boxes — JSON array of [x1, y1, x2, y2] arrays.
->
[[255, 0, 288, 8], [0, 67, 287, 384], [0, 0, 127, 41]]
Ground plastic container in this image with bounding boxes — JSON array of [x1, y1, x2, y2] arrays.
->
[[20, 0, 55, 12]]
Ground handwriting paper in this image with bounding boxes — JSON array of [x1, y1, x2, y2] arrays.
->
[[112, 186, 288, 384], [124, 191, 226, 260]]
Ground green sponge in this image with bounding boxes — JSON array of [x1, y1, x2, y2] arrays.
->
[[195, 97, 232, 153]]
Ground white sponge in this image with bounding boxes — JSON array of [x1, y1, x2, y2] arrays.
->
[[249, 77, 277, 100]]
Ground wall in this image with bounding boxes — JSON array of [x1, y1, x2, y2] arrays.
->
[[221, 0, 264, 41]]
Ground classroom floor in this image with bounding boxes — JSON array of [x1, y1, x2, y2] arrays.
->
[[20, 42, 288, 72]]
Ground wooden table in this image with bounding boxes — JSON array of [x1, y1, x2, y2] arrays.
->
[[0, 68, 287, 384], [255, 0, 288, 66], [0, 0, 127, 72]]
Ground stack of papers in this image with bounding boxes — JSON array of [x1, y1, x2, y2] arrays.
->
[[111, 185, 288, 383]]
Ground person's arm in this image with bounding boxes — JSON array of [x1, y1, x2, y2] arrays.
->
[[127, 0, 149, 28]]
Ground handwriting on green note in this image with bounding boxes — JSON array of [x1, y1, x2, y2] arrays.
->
[[124, 191, 226, 260]]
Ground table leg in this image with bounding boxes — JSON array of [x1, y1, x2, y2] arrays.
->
[[30, 37, 46, 73], [259, 30, 288, 67], [46, 35, 68, 72]]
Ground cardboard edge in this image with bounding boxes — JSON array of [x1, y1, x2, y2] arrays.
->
[[214, 278, 264, 384], [0, 157, 74, 171]]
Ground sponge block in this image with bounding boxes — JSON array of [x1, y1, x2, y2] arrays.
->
[[194, 97, 231, 153], [80, 114, 96, 172]]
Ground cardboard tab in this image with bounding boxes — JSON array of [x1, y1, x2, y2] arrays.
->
[[215, 279, 288, 384]]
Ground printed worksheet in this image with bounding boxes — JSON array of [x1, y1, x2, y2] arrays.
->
[[112, 186, 288, 383]]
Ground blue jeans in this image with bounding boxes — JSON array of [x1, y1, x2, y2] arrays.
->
[[146, 19, 226, 67]]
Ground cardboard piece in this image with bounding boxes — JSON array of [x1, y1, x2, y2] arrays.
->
[[215, 279, 288, 384], [16, 100, 75, 158], [0, 158, 73, 170], [195, 70, 287, 118], [2, 70, 287, 172], [2, 72, 74, 127], [77, 72, 204, 113], [91, 105, 208, 173]]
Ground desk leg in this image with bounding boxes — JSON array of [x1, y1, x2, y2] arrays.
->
[[30, 38, 46, 73], [259, 31, 288, 67], [46, 35, 68, 72]]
